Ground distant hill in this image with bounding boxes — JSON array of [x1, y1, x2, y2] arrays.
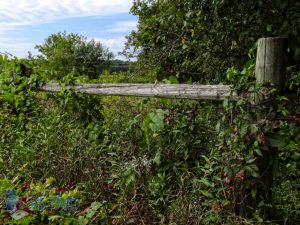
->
[[109, 60, 130, 73]]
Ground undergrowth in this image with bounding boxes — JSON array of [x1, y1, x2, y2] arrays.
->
[[0, 54, 299, 224]]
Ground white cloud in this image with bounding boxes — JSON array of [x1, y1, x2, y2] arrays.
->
[[95, 37, 126, 55], [0, 0, 136, 59], [0, 37, 35, 57], [0, 0, 133, 33], [106, 21, 137, 33]]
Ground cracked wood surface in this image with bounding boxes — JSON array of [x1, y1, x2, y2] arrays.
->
[[39, 83, 237, 100]]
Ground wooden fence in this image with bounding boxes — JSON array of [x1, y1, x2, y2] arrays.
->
[[39, 38, 287, 102], [40, 83, 237, 100], [2, 37, 290, 215]]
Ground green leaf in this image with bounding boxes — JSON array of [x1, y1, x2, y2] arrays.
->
[[266, 134, 286, 148], [222, 98, 229, 108], [11, 210, 29, 220], [78, 216, 89, 225], [147, 109, 168, 132], [86, 202, 102, 219], [153, 150, 161, 165], [250, 124, 258, 134], [245, 165, 259, 178], [215, 121, 221, 132], [254, 148, 263, 156], [246, 158, 256, 164], [48, 215, 64, 222], [200, 190, 213, 198], [168, 76, 179, 84], [226, 67, 239, 81], [198, 178, 214, 188]]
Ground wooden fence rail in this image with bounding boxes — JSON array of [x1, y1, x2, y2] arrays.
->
[[1, 38, 287, 103], [37, 38, 287, 102], [40, 83, 237, 100]]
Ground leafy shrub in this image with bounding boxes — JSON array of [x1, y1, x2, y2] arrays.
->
[[1, 53, 300, 224]]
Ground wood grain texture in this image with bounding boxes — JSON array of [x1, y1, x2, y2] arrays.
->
[[39, 83, 238, 100], [255, 37, 288, 88]]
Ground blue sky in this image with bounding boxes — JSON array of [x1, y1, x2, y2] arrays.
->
[[0, 0, 137, 60]]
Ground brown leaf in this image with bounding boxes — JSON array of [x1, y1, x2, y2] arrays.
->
[[258, 132, 266, 145], [112, 218, 120, 225]]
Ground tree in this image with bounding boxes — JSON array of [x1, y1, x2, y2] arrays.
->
[[125, 0, 300, 83], [36, 32, 113, 79]]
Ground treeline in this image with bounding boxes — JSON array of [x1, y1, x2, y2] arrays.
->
[[24, 31, 131, 80]]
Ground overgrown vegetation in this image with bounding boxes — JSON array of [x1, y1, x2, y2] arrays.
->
[[126, 0, 300, 82], [1, 0, 300, 224], [1, 50, 300, 224]]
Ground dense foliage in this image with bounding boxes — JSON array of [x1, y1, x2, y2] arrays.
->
[[0, 52, 300, 224], [35, 32, 113, 80], [126, 0, 300, 82], [1, 1, 300, 224]]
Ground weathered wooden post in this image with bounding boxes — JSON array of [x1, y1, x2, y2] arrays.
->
[[255, 37, 288, 92], [254, 37, 288, 216]]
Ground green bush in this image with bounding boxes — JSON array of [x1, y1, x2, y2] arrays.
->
[[1, 53, 300, 224]]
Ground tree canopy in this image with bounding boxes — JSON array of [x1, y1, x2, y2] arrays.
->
[[126, 0, 300, 82], [35, 32, 113, 80]]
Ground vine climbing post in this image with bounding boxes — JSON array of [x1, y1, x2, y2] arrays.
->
[[254, 37, 288, 216]]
